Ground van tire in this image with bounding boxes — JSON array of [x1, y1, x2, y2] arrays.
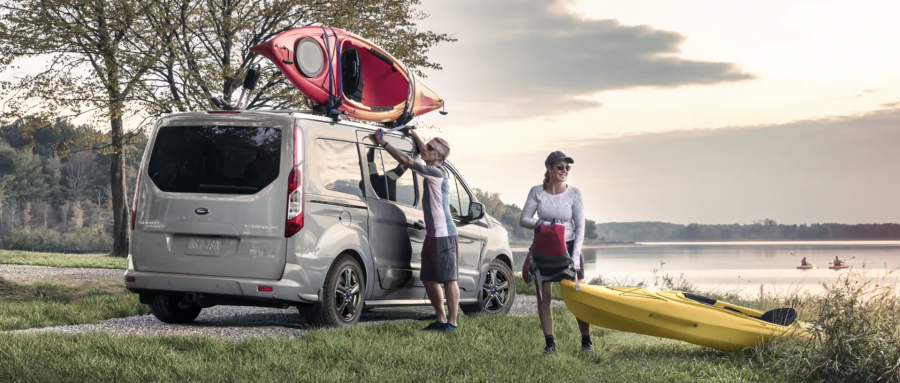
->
[[462, 259, 515, 316], [149, 294, 203, 324], [304, 254, 365, 328]]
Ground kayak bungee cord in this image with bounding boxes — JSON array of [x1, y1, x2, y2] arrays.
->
[[330, 27, 343, 102], [379, 62, 416, 141], [319, 25, 344, 117], [319, 26, 334, 115]]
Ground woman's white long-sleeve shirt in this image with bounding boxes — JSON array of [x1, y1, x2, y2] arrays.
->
[[519, 185, 585, 270]]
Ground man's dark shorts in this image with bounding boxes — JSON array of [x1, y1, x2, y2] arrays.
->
[[421, 235, 459, 282]]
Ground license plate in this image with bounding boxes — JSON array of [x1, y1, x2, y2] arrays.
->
[[186, 237, 222, 256]]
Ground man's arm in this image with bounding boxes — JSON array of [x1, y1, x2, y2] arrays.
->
[[375, 130, 415, 168], [410, 129, 428, 154]]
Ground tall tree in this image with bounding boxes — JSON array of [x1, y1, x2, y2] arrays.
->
[[0, 0, 174, 256], [64, 151, 98, 201]]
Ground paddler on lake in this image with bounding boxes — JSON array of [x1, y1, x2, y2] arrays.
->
[[833, 256, 844, 267], [800, 257, 809, 266]]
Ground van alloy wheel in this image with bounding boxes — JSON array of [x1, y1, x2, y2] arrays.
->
[[335, 268, 361, 322], [461, 259, 515, 315], [304, 254, 365, 327], [481, 267, 510, 312]]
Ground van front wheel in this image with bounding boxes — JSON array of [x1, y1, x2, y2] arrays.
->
[[462, 259, 515, 316], [303, 254, 365, 327]]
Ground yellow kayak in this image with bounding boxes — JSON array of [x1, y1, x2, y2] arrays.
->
[[560, 280, 814, 351]]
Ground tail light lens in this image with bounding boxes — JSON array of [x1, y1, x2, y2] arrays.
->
[[131, 166, 142, 230], [285, 125, 304, 237]]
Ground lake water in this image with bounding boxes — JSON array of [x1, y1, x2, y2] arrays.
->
[[511, 241, 900, 297]]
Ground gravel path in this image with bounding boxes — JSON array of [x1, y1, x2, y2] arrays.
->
[[3, 264, 564, 339], [12, 294, 563, 339], [0, 264, 123, 282]]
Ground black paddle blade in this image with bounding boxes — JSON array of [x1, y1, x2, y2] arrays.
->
[[760, 308, 798, 326]]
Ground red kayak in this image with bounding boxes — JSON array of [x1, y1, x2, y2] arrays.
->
[[829, 264, 851, 270], [796, 264, 815, 270], [250, 26, 443, 123]]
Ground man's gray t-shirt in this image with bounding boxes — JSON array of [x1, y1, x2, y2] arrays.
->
[[411, 161, 458, 238]]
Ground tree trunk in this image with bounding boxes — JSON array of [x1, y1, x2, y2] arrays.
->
[[0, 191, 4, 233], [109, 109, 130, 257], [62, 201, 69, 232]]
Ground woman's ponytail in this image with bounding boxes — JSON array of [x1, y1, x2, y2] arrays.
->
[[542, 170, 550, 191]]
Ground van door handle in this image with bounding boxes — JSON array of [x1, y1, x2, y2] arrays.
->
[[411, 220, 425, 230]]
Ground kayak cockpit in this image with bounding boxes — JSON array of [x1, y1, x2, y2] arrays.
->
[[340, 40, 408, 109], [682, 292, 798, 326]]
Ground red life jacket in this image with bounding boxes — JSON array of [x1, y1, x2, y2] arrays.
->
[[522, 219, 579, 293]]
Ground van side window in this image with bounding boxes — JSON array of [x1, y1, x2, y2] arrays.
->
[[445, 169, 463, 218], [315, 139, 365, 197], [456, 176, 471, 217], [364, 146, 417, 206]]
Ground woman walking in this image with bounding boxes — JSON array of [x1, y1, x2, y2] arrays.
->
[[520, 151, 591, 353]]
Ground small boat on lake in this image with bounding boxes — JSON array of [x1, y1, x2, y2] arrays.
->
[[796, 264, 815, 270], [250, 26, 443, 123]]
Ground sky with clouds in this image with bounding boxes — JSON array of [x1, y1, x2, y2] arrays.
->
[[413, 0, 900, 224], [2, 0, 897, 225]]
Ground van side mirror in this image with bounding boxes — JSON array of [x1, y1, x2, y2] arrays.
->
[[467, 202, 485, 221]]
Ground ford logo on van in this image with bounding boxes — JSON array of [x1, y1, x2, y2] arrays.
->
[[194, 208, 209, 215]]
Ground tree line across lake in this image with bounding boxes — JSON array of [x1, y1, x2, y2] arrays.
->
[[474, 191, 900, 243]]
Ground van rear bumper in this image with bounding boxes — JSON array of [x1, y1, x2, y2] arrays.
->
[[124, 269, 320, 304]]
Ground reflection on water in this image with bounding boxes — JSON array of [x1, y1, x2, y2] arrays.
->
[[512, 241, 900, 297]]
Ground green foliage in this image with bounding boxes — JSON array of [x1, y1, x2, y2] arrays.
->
[[473, 188, 533, 240], [0, 123, 144, 252], [585, 219, 599, 239], [752, 273, 900, 383], [0, 250, 124, 269], [3, 227, 113, 254]]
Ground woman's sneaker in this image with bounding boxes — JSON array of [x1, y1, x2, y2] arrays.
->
[[581, 336, 593, 352], [542, 345, 556, 354]]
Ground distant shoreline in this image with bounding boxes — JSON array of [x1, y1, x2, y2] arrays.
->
[[508, 239, 900, 251]]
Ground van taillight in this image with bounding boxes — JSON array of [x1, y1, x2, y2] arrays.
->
[[285, 125, 304, 238], [131, 167, 142, 231]]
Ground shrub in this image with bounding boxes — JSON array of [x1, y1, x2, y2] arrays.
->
[[756, 271, 900, 383], [2, 226, 112, 253]]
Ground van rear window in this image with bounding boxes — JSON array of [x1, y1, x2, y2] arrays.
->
[[147, 125, 282, 195]]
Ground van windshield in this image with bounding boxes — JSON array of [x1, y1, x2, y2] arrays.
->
[[147, 125, 282, 195]]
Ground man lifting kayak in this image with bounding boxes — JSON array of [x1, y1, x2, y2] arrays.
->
[[374, 128, 459, 332]]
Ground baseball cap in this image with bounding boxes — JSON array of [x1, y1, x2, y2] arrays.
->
[[544, 151, 574, 166]]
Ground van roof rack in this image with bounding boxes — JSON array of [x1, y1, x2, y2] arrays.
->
[[259, 109, 317, 115]]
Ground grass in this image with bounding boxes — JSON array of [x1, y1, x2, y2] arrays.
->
[[0, 307, 805, 383], [1, 251, 896, 381], [0, 250, 126, 269], [750, 269, 900, 383], [0, 277, 148, 331]]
